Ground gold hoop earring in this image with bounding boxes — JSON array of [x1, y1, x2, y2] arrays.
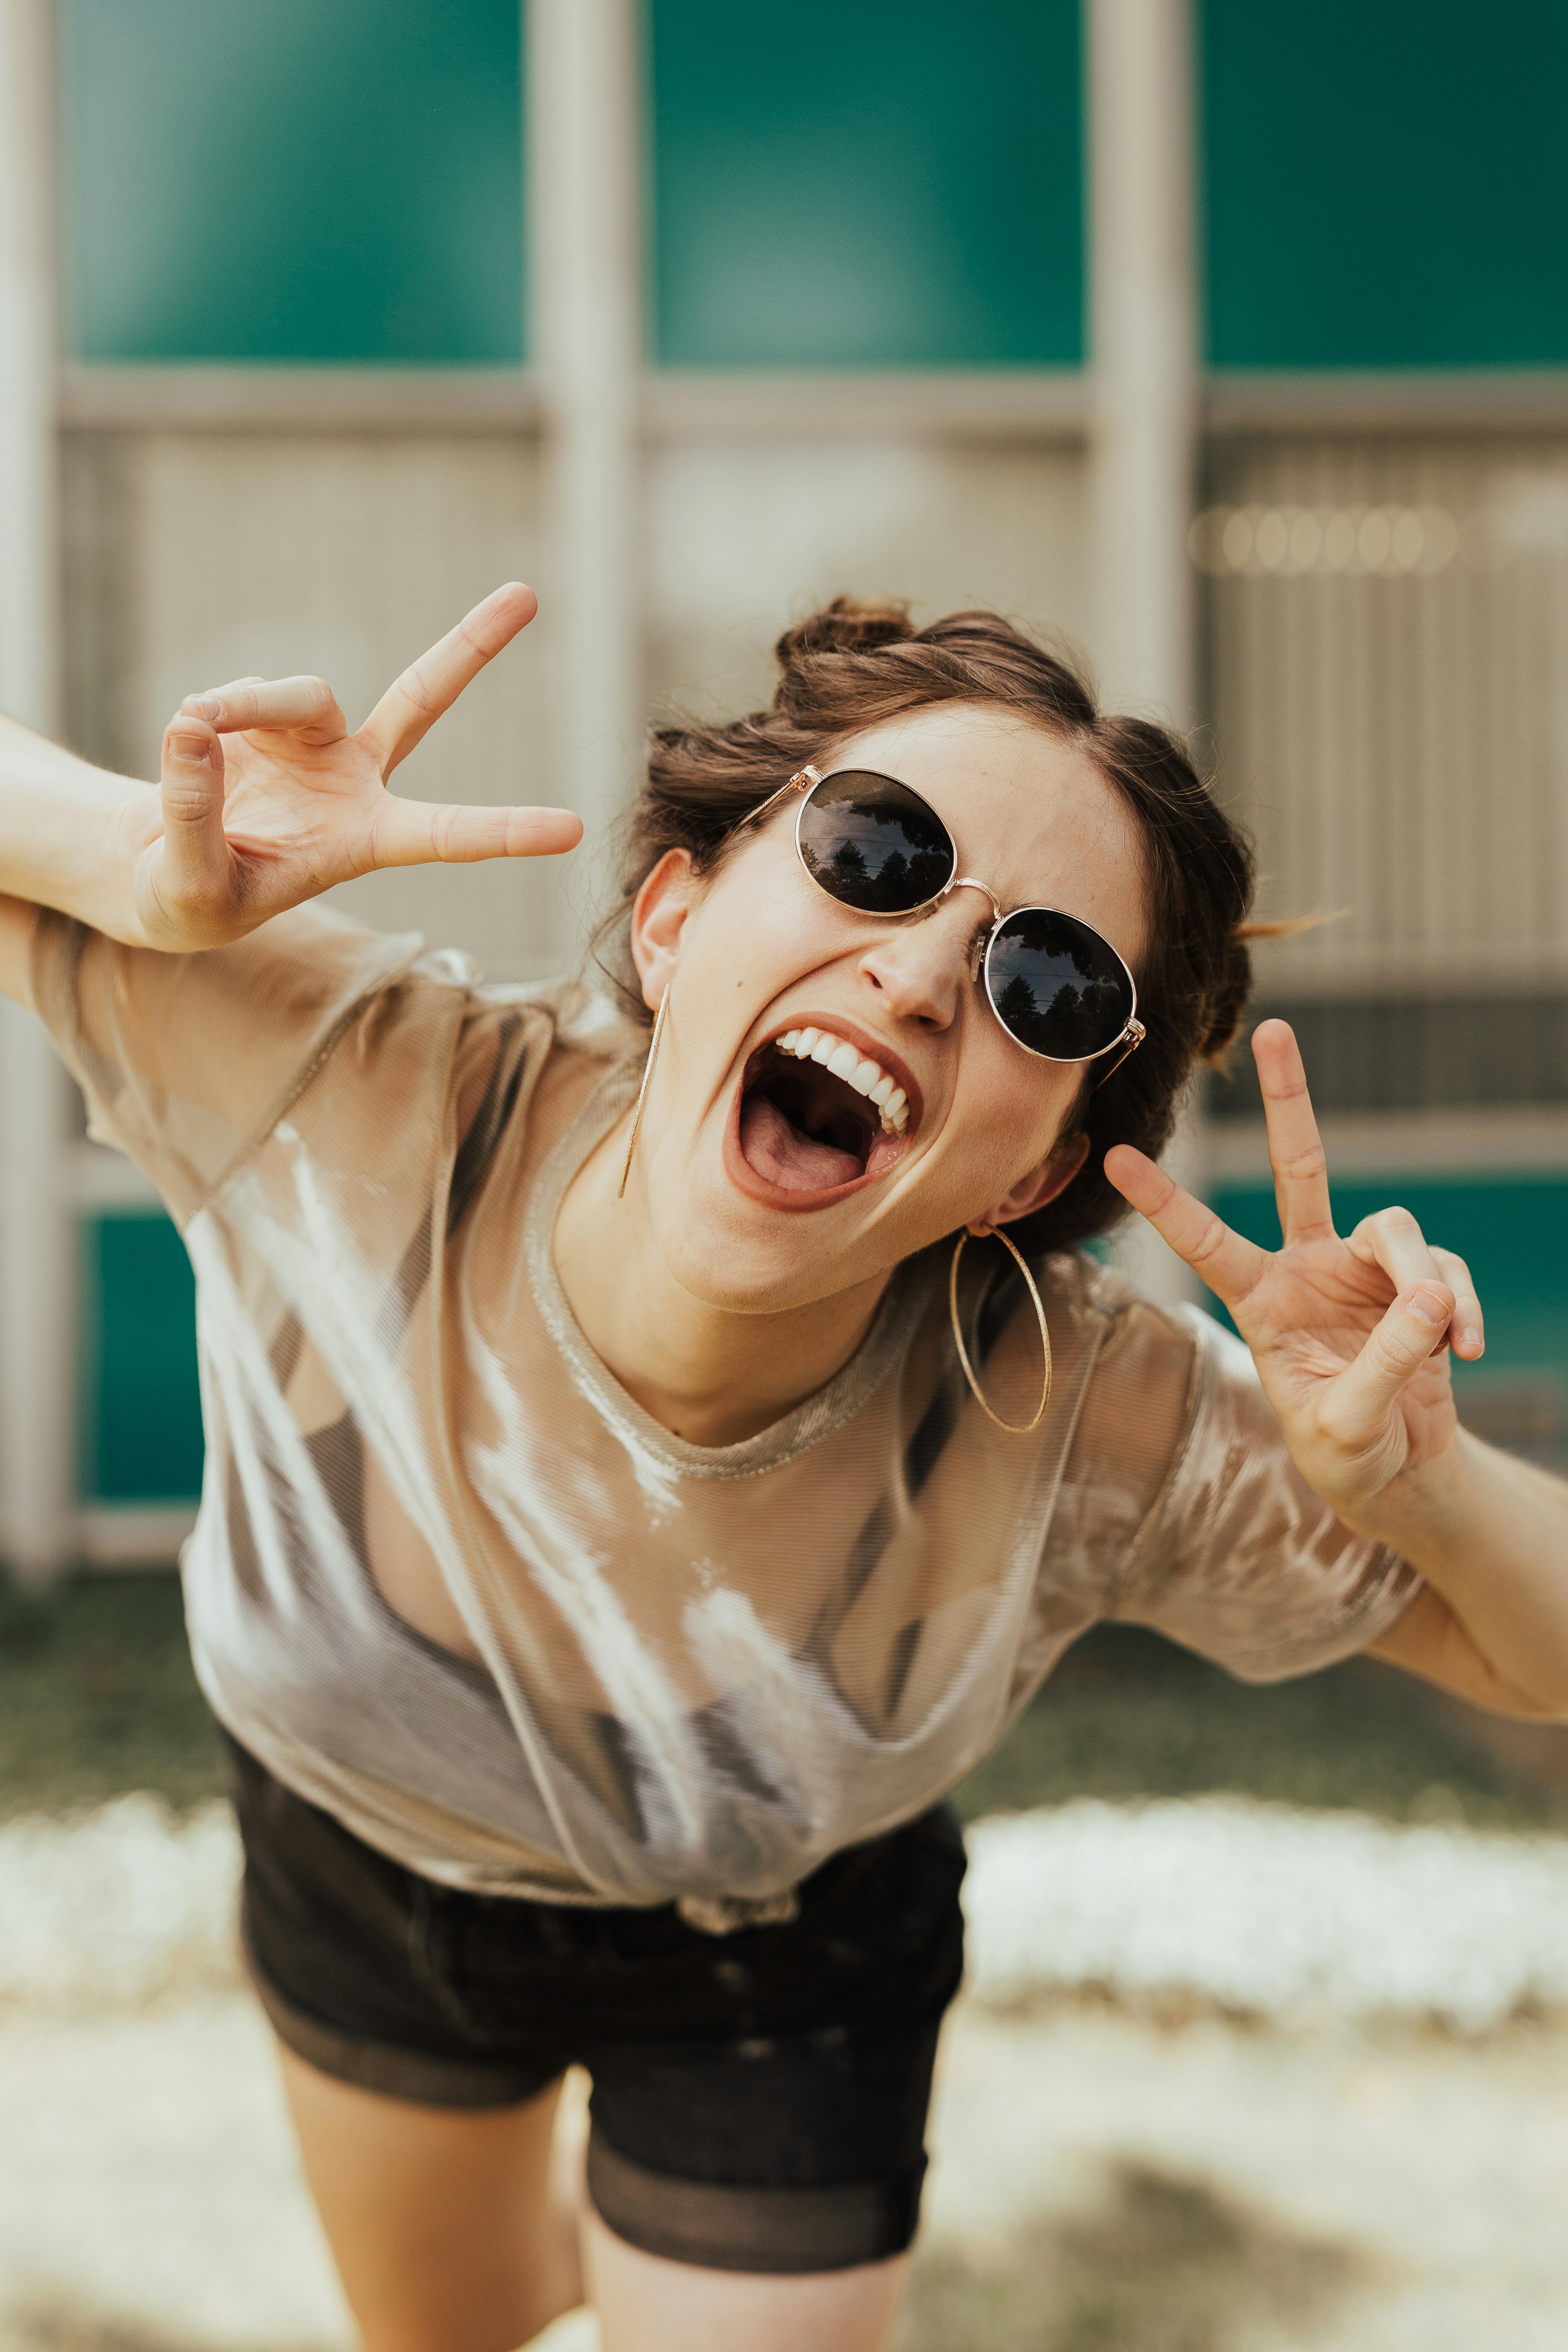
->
[[948, 1224, 1052, 1433], [617, 985, 670, 1201]]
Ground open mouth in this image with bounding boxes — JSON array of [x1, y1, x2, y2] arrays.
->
[[735, 1022, 916, 1200]]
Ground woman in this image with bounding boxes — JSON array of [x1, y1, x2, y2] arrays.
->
[[1, 587, 1564, 2352]]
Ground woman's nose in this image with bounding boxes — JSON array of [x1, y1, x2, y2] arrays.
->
[[856, 898, 978, 1029]]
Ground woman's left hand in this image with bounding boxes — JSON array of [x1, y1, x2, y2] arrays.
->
[[1104, 1020, 1483, 1532]]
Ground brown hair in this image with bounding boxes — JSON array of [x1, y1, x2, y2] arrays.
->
[[595, 597, 1260, 1257]]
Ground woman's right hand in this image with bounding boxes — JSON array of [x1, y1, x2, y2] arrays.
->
[[134, 583, 581, 950]]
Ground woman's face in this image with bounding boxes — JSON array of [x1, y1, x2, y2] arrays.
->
[[628, 702, 1148, 1315]]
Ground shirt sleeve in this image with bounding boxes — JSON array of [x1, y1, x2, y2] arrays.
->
[[30, 904, 423, 1224], [1103, 1305, 1423, 1681]]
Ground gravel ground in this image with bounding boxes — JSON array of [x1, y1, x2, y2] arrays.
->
[[5, 1796, 1568, 2349], [963, 1798, 1568, 2032], [8, 1791, 1568, 2032]]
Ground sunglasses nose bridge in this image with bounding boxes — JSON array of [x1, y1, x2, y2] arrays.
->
[[946, 875, 1003, 924]]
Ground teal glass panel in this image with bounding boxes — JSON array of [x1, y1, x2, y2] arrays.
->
[[60, 0, 523, 364], [649, 0, 1083, 368], [1208, 1174, 1568, 1398], [1202, 0, 1568, 367], [80, 1213, 204, 1503]]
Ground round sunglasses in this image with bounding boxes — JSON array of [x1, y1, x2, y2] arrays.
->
[[742, 765, 1146, 1078]]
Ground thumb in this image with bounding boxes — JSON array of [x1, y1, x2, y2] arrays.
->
[[1329, 1282, 1454, 1433], [139, 715, 235, 939]]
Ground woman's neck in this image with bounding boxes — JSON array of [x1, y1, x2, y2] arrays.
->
[[552, 1117, 890, 1448]]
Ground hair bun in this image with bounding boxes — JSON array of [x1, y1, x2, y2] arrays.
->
[[775, 596, 915, 670]]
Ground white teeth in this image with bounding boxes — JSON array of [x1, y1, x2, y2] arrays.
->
[[770, 1026, 913, 1139]]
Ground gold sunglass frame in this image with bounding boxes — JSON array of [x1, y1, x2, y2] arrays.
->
[[744, 765, 1146, 1086]]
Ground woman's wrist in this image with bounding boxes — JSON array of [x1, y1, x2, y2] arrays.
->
[[1336, 1423, 1482, 1557], [0, 720, 162, 943]]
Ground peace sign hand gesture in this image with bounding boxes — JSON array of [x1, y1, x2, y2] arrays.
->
[[1105, 1021, 1485, 1535], [133, 583, 580, 951]]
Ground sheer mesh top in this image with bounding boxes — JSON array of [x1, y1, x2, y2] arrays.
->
[[33, 909, 1420, 1906]]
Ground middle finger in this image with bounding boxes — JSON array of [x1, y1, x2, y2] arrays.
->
[[1347, 1205, 1456, 1339]]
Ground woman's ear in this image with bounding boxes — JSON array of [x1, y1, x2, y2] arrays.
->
[[974, 1130, 1090, 1234], [629, 849, 697, 1011]]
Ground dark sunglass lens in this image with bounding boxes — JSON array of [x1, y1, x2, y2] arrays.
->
[[797, 771, 955, 913], [987, 910, 1133, 1059]]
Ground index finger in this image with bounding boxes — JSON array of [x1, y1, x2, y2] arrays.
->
[[180, 675, 347, 744], [1104, 1144, 1269, 1311], [1253, 1019, 1335, 1244], [357, 582, 539, 775]]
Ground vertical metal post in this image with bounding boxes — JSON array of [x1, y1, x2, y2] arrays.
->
[[1087, 0, 1207, 1305], [527, 0, 645, 891], [0, 0, 74, 1580], [1087, 0, 1198, 720]]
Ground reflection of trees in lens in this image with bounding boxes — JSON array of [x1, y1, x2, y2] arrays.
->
[[996, 974, 1039, 1035], [908, 847, 950, 900], [803, 821, 950, 910], [991, 930, 1129, 1055], [811, 780, 952, 904], [873, 847, 910, 908]]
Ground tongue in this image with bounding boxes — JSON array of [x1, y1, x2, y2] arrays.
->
[[739, 1094, 864, 1192]]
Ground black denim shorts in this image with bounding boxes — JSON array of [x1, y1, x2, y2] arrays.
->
[[221, 1731, 967, 2275]]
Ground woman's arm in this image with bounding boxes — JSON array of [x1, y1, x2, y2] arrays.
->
[[0, 583, 580, 955], [1107, 1023, 1568, 1723], [1359, 1438, 1568, 1717], [0, 712, 156, 944]]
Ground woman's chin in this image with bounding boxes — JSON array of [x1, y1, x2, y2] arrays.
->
[[636, 1130, 899, 1316]]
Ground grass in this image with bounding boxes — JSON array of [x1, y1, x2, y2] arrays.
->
[[0, 1574, 221, 1822], [949, 1623, 1559, 1832], [0, 1574, 1559, 1832]]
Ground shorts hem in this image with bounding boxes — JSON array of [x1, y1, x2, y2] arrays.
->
[[242, 1917, 561, 2113], [585, 2131, 926, 2276]]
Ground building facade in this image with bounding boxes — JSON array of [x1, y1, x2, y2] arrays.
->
[[1, 0, 1565, 1575]]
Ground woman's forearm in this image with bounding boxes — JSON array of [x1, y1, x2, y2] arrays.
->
[[0, 708, 159, 942], [1362, 1429, 1568, 1716]]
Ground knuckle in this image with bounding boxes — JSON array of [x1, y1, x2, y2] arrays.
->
[[394, 660, 437, 716], [161, 784, 214, 825], [1187, 1212, 1228, 1267], [1316, 1394, 1361, 1451], [1377, 1205, 1419, 1239]]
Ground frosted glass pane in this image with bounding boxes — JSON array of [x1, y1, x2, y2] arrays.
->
[[60, 0, 524, 363], [650, 0, 1083, 369]]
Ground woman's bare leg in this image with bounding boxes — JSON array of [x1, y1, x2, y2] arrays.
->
[[583, 2207, 909, 2352], [276, 2042, 587, 2352]]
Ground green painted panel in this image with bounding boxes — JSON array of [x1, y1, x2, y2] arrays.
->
[[1202, 0, 1568, 367], [80, 1214, 203, 1504], [59, 0, 524, 364], [1209, 1174, 1568, 1399], [649, 0, 1083, 368]]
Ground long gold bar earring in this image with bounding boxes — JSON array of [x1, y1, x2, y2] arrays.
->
[[617, 986, 671, 1201], [948, 1224, 1052, 1432]]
